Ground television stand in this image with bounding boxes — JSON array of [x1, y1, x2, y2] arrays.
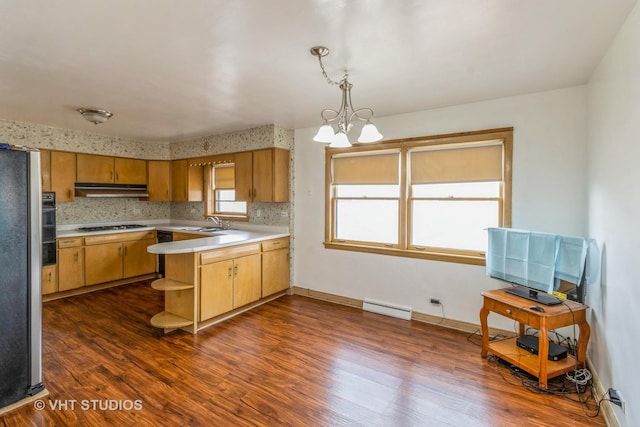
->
[[479, 289, 590, 388]]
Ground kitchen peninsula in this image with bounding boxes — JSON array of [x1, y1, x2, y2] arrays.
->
[[147, 228, 290, 334]]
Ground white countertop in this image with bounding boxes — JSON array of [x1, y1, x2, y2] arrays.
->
[[55, 221, 289, 254], [147, 229, 289, 254]]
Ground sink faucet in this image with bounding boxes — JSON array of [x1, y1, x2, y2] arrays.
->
[[207, 216, 221, 227]]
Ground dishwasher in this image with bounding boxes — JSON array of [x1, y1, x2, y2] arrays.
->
[[156, 230, 173, 277]]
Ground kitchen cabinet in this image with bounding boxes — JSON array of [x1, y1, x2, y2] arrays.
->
[[147, 160, 171, 201], [42, 264, 58, 295], [41, 149, 51, 191], [199, 260, 234, 321], [171, 159, 203, 202], [51, 151, 76, 203], [199, 243, 261, 321], [76, 154, 147, 184], [151, 234, 292, 334], [57, 237, 84, 291], [234, 148, 289, 202], [84, 231, 156, 286], [261, 237, 290, 297]]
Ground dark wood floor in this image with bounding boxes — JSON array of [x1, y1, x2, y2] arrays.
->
[[2, 281, 604, 426]]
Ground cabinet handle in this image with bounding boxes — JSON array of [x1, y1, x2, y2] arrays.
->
[[228, 267, 232, 279], [74, 252, 78, 263], [248, 188, 252, 199], [48, 271, 52, 281], [119, 246, 122, 256], [124, 246, 128, 256], [234, 265, 238, 276], [253, 188, 257, 198]]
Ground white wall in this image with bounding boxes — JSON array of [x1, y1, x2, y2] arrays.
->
[[587, 2, 640, 425], [294, 86, 588, 328]]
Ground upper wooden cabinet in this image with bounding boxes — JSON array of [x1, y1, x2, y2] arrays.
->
[[235, 148, 289, 202], [147, 160, 172, 201], [171, 159, 203, 202], [76, 154, 147, 185], [41, 149, 51, 191], [51, 151, 76, 203]]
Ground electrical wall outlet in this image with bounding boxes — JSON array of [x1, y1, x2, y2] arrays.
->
[[281, 211, 288, 218], [256, 209, 262, 217], [430, 298, 441, 305], [609, 388, 625, 412], [133, 208, 141, 215]]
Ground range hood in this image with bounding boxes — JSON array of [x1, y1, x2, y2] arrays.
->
[[74, 182, 149, 198]]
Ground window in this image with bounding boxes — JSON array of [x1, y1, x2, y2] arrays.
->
[[204, 164, 248, 218], [325, 128, 512, 265]]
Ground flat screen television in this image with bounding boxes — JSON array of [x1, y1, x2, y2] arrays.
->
[[486, 228, 586, 305]]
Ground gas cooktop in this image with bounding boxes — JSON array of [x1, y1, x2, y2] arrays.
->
[[77, 224, 147, 232]]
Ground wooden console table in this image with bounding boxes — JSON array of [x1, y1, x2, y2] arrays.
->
[[479, 288, 590, 388]]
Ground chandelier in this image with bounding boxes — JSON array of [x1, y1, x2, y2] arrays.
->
[[310, 46, 383, 147]]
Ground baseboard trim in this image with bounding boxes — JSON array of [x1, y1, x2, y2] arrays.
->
[[291, 286, 514, 338], [588, 359, 619, 427]]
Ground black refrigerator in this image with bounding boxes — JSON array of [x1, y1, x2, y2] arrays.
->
[[0, 147, 45, 409]]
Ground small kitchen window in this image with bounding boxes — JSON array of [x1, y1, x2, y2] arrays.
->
[[204, 164, 248, 219]]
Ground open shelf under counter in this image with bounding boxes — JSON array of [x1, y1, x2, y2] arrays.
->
[[151, 278, 194, 291], [150, 311, 194, 329]]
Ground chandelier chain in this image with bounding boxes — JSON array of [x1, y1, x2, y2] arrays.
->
[[316, 55, 346, 86]]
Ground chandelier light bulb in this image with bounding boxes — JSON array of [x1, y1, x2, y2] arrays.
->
[[313, 123, 335, 143], [330, 132, 351, 148], [358, 122, 383, 143]]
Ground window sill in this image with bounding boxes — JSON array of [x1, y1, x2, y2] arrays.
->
[[323, 241, 486, 266]]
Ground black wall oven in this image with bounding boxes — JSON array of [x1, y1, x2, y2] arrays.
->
[[42, 192, 56, 266]]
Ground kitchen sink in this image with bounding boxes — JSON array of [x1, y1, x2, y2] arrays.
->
[[176, 227, 201, 231], [197, 227, 225, 232]]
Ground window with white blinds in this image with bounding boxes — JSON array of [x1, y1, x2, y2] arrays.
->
[[325, 128, 512, 265]]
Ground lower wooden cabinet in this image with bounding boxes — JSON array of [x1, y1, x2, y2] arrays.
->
[[232, 253, 261, 309], [58, 237, 84, 291], [84, 231, 157, 286], [199, 243, 261, 322], [42, 264, 58, 295], [261, 237, 290, 297], [200, 260, 234, 321]]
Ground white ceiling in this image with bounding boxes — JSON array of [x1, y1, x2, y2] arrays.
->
[[0, 0, 636, 142]]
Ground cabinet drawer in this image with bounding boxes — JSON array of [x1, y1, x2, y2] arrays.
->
[[84, 230, 155, 245], [200, 243, 260, 265], [261, 237, 289, 252], [58, 237, 83, 248]]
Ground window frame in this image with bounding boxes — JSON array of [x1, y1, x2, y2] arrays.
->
[[204, 163, 249, 220], [324, 127, 513, 265]]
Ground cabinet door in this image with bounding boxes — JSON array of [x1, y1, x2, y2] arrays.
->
[[58, 247, 84, 291], [51, 151, 76, 202], [115, 158, 147, 184], [41, 149, 52, 192], [77, 154, 114, 183], [171, 159, 188, 201], [234, 151, 253, 202], [147, 160, 171, 201], [200, 260, 234, 321], [42, 264, 58, 295], [233, 253, 261, 308], [252, 149, 274, 202], [123, 238, 157, 278], [85, 242, 123, 285], [262, 248, 290, 297]]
